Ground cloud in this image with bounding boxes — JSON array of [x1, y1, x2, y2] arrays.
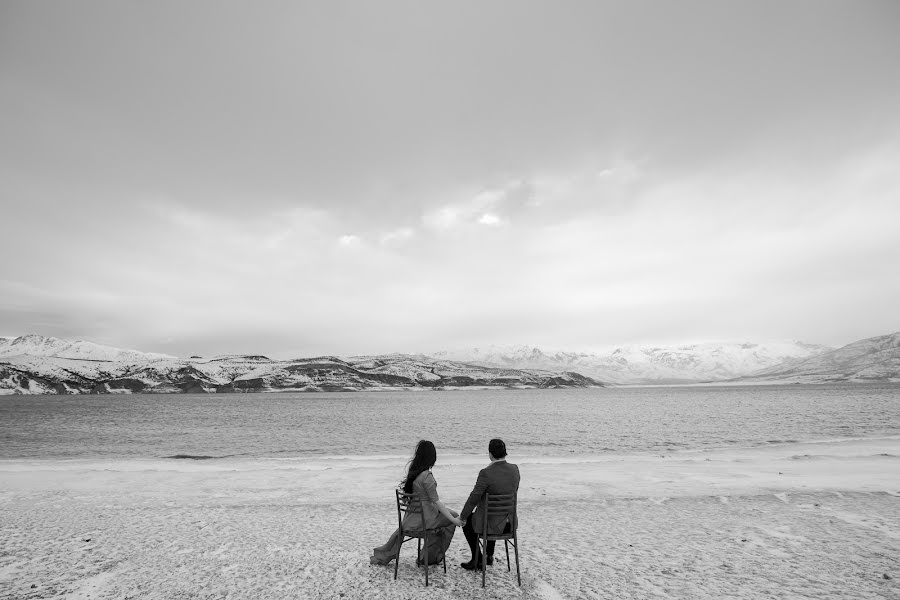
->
[[4, 138, 899, 358], [419, 161, 646, 235], [477, 213, 501, 226], [419, 178, 536, 231], [421, 205, 462, 230], [379, 227, 415, 245], [407, 143, 899, 349]]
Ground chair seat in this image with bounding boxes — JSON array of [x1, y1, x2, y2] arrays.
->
[[402, 528, 444, 539], [479, 532, 516, 542]]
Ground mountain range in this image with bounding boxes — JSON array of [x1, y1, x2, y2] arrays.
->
[[737, 332, 900, 384], [431, 340, 834, 385], [436, 333, 900, 384], [1, 332, 897, 395], [0, 335, 596, 395]]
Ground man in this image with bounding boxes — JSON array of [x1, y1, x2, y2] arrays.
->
[[458, 438, 520, 570]]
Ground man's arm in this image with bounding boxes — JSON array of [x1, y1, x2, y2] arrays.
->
[[459, 468, 489, 521]]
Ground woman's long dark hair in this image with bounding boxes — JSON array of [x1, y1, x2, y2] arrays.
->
[[402, 440, 437, 494]]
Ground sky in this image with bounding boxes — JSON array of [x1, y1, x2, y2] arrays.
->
[[2, 1, 899, 359]]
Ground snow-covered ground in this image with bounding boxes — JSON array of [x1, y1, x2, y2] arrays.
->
[[2, 438, 898, 599]]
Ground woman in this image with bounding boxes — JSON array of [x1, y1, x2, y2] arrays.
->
[[371, 440, 463, 565]]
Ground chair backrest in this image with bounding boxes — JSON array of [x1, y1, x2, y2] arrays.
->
[[484, 492, 517, 533], [396, 489, 423, 531]]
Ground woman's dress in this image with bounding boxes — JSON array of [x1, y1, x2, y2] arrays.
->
[[370, 470, 456, 565]]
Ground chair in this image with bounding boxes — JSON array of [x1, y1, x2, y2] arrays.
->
[[394, 489, 447, 586], [477, 492, 520, 587]]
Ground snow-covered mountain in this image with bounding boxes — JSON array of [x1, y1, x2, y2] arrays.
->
[[0, 334, 172, 362], [0, 335, 598, 395], [432, 340, 833, 384], [2, 332, 894, 394], [738, 332, 900, 383]]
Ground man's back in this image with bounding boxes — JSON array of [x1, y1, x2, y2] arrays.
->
[[461, 460, 520, 534]]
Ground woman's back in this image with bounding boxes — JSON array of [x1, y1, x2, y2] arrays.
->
[[406, 470, 441, 530]]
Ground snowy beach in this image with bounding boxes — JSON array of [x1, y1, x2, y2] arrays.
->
[[2, 437, 898, 600]]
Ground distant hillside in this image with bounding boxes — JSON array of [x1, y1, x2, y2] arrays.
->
[[738, 332, 900, 383], [0, 336, 600, 395], [0, 334, 172, 362], [432, 340, 832, 384]]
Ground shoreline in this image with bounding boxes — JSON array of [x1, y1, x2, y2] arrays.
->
[[3, 432, 899, 466], [4, 380, 899, 396]]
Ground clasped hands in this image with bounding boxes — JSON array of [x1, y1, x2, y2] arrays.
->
[[450, 510, 464, 528]]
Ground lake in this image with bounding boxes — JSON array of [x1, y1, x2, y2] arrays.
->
[[1, 383, 898, 460]]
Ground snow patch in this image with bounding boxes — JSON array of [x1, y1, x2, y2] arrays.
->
[[533, 579, 566, 600]]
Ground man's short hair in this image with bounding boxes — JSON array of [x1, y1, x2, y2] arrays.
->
[[489, 438, 507, 459]]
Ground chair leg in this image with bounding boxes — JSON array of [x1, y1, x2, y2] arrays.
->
[[423, 532, 429, 587], [394, 536, 401, 580], [480, 538, 487, 588], [505, 539, 511, 572], [513, 533, 521, 586]]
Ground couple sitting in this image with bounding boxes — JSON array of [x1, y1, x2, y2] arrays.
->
[[370, 438, 520, 570]]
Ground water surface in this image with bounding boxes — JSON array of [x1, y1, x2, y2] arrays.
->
[[1, 383, 898, 460]]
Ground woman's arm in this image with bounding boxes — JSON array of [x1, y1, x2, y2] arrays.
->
[[422, 472, 463, 526], [434, 499, 463, 527]]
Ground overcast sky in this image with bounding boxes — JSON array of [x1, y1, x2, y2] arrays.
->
[[2, 1, 899, 358]]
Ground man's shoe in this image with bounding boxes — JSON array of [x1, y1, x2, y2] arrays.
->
[[486, 556, 494, 566], [460, 559, 484, 571]]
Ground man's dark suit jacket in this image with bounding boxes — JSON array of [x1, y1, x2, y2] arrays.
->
[[460, 459, 520, 535]]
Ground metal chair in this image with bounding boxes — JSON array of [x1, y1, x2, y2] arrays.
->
[[394, 489, 447, 586], [477, 492, 520, 587]]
